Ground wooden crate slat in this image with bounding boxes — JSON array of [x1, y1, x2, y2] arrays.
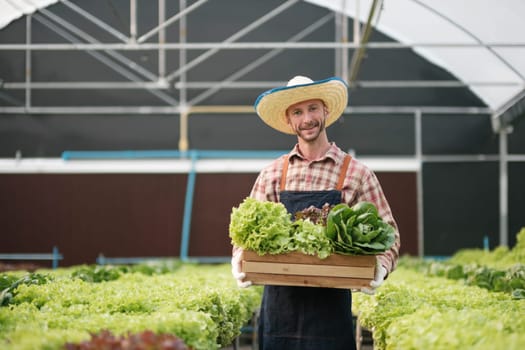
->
[[242, 250, 376, 266], [241, 250, 376, 289], [246, 272, 372, 289], [243, 261, 375, 278]]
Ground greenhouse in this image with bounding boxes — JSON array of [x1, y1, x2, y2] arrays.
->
[[1, 1, 524, 349]]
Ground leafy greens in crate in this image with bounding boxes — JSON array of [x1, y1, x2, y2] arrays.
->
[[229, 197, 395, 258]]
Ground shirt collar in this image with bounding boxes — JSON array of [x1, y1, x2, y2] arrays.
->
[[289, 142, 342, 164]]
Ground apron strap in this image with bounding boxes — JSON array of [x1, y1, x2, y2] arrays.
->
[[336, 154, 352, 190], [280, 154, 352, 192], [280, 155, 290, 192]]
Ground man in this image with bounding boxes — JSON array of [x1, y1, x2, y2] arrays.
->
[[231, 75, 400, 350]]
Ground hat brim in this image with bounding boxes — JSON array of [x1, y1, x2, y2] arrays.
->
[[254, 77, 348, 135]]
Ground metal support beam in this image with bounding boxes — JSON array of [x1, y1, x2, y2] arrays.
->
[[4, 79, 522, 90], [164, 0, 300, 82], [2, 42, 525, 51], [349, 0, 382, 86], [334, 0, 349, 81], [0, 105, 491, 115], [3, 80, 522, 90], [25, 14, 32, 110], [178, 0, 188, 151], [353, 0, 360, 44], [158, 0, 166, 79], [38, 8, 156, 81], [32, 11, 178, 105], [341, 0, 349, 83], [415, 109, 424, 257], [188, 12, 334, 106], [179, 108, 189, 151], [62, 0, 129, 42], [499, 127, 510, 247], [138, 0, 209, 44], [130, 0, 137, 43], [492, 88, 525, 132]]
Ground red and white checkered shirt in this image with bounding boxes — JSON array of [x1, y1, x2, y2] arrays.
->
[[250, 142, 400, 275]]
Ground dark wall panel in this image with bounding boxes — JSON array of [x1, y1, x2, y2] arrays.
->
[[331, 114, 415, 156], [188, 113, 293, 151], [509, 162, 525, 247], [422, 114, 498, 155], [422, 162, 499, 255], [509, 118, 525, 153], [188, 114, 415, 155], [0, 115, 181, 158]]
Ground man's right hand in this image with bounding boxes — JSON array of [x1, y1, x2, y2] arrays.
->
[[231, 247, 252, 288]]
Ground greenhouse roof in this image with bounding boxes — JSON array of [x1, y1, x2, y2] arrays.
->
[[1, 0, 524, 128], [306, 0, 525, 128], [0, 0, 58, 29]]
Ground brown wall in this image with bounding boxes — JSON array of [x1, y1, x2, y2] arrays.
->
[[376, 172, 418, 257], [0, 172, 417, 267], [1, 174, 187, 266]]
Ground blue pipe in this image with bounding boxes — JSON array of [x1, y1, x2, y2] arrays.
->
[[62, 150, 183, 160], [190, 150, 286, 159], [61, 149, 287, 160], [180, 150, 198, 262], [423, 255, 450, 261], [52, 246, 63, 269]]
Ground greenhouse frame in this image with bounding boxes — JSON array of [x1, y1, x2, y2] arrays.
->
[[1, 0, 524, 265]]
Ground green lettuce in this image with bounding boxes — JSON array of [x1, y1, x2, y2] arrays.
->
[[290, 219, 334, 259], [229, 197, 294, 255], [326, 202, 396, 255]]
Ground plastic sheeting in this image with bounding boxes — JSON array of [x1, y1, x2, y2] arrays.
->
[[307, 0, 525, 112], [0, 0, 58, 29]]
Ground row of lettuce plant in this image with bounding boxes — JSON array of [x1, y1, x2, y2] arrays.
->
[[0, 261, 262, 350], [352, 228, 525, 350], [426, 228, 525, 298]]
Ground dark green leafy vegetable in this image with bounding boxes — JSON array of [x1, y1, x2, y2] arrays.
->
[[1, 273, 50, 306], [426, 261, 525, 298], [326, 202, 396, 255]]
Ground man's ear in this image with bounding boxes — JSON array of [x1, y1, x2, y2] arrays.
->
[[322, 102, 329, 116]]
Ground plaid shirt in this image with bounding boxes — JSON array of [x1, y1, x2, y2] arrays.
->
[[250, 142, 400, 275]]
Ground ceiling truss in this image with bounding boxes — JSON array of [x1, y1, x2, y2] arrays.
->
[[0, 0, 521, 118]]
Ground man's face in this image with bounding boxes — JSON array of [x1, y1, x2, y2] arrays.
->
[[286, 99, 328, 142]]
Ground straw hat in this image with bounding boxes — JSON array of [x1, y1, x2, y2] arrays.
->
[[254, 76, 348, 134]]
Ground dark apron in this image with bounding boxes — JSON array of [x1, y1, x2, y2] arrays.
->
[[258, 155, 356, 350]]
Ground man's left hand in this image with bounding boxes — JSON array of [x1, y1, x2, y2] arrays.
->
[[361, 263, 387, 295]]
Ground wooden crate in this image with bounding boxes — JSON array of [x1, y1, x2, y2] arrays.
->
[[241, 250, 376, 289]]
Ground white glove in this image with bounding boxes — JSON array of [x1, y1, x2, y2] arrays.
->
[[231, 248, 252, 288], [361, 263, 387, 295]]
